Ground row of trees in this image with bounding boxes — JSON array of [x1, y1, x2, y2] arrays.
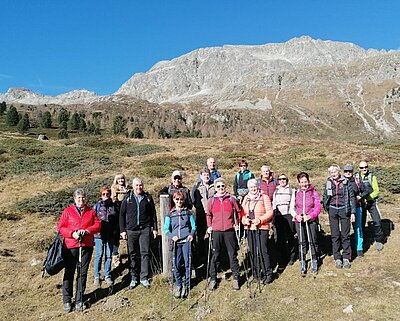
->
[[1, 102, 202, 139]]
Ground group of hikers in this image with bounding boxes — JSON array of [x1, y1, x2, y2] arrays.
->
[[56, 158, 385, 313]]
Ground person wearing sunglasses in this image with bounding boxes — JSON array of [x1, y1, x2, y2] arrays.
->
[[164, 191, 196, 299], [233, 160, 255, 203], [355, 160, 385, 251], [343, 164, 364, 258], [158, 170, 193, 210], [93, 186, 119, 287], [323, 165, 356, 269], [110, 173, 130, 268], [272, 174, 296, 271], [241, 179, 274, 284], [207, 178, 241, 290]]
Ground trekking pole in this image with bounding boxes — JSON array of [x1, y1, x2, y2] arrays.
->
[[305, 220, 317, 277], [204, 233, 212, 304], [186, 240, 192, 306], [297, 220, 305, 277], [78, 233, 84, 312], [235, 212, 252, 298], [255, 228, 263, 293], [170, 240, 176, 309]]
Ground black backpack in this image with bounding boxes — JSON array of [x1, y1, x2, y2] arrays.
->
[[42, 232, 65, 276]]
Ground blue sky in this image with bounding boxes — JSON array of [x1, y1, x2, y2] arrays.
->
[[1, 0, 399, 96]]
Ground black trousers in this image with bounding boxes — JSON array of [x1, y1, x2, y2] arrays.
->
[[295, 221, 318, 261], [328, 208, 351, 260], [247, 229, 272, 279], [127, 227, 151, 281], [275, 214, 296, 265], [62, 246, 93, 304], [362, 200, 384, 243], [210, 230, 239, 280]]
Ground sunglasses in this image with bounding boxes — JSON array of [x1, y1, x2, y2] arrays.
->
[[174, 198, 184, 201], [102, 192, 110, 196], [344, 170, 353, 173], [278, 178, 287, 181], [359, 166, 368, 169], [239, 165, 247, 167], [216, 184, 225, 188]]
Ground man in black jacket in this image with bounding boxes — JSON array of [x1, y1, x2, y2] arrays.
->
[[120, 177, 157, 289]]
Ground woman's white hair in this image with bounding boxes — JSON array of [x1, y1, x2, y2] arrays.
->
[[247, 178, 258, 188], [328, 164, 340, 174]]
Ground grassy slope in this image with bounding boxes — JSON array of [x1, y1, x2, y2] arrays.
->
[[0, 135, 399, 321]]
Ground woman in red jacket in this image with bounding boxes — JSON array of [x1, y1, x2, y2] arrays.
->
[[242, 179, 274, 285], [57, 188, 101, 313]]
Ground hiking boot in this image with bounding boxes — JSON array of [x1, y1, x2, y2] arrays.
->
[[357, 250, 364, 257], [174, 286, 182, 298], [209, 279, 217, 290], [335, 259, 343, 269], [63, 302, 72, 313], [263, 274, 273, 285], [93, 277, 100, 287], [105, 276, 114, 286], [129, 279, 138, 289], [311, 259, 318, 274], [300, 260, 307, 277], [75, 302, 87, 312], [232, 279, 240, 290], [112, 255, 120, 267], [375, 242, 384, 252], [140, 279, 150, 289], [181, 286, 189, 298], [343, 259, 351, 269]]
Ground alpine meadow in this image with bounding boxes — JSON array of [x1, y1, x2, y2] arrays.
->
[[1, 36, 400, 321]]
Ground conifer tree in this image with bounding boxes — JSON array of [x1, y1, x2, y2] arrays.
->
[[6, 105, 20, 126]]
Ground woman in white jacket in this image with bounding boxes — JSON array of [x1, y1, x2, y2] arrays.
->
[[272, 174, 296, 271]]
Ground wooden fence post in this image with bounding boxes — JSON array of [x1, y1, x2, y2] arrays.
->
[[160, 195, 171, 278]]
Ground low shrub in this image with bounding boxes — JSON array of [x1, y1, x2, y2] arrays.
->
[[13, 178, 112, 215], [125, 144, 168, 157]]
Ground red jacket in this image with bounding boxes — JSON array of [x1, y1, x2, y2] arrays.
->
[[206, 193, 240, 232], [57, 205, 101, 249]]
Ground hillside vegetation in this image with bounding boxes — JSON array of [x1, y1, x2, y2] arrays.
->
[[0, 134, 399, 321]]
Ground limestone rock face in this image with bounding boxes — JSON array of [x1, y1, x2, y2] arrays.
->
[[0, 88, 100, 105]]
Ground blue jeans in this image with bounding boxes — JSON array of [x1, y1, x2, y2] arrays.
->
[[352, 207, 364, 251], [94, 238, 113, 278], [172, 241, 191, 287]]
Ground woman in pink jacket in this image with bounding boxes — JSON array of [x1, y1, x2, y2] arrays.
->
[[241, 179, 274, 284], [57, 188, 101, 313], [290, 172, 321, 277]]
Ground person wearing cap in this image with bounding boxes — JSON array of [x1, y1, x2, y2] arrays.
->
[[343, 164, 364, 257], [257, 165, 277, 202], [355, 160, 385, 251], [197, 158, 222, 185], [233, 160, 255, 203], [158, 170, 193, 210], [272, 174, 296, 270], [207, 178, 241, 290], [323, 165, 356, 269]]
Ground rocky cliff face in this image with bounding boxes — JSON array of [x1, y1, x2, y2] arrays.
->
[[115, 36, 400, 137], [0, 88, 100, 105], [2, 36, 400, 138]]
